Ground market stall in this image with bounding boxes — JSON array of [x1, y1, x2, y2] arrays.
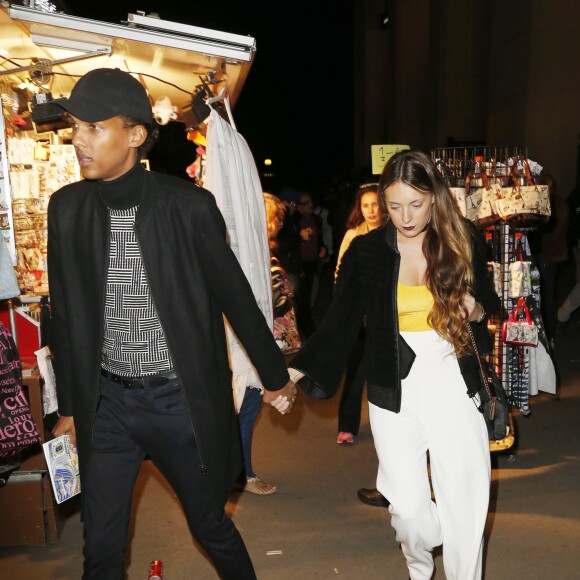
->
[[1, 2, 255, 349], [0, 2, 256, 546], [0, 6, 256, 346]]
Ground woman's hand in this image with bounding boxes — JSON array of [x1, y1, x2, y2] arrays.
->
[[462, 294, 485, 322], [263, 380, 298, 415]]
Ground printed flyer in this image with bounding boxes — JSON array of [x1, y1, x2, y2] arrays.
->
[[43, 435, 81, 504]]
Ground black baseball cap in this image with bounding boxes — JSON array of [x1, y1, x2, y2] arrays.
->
[[56, 68, 153, 123]]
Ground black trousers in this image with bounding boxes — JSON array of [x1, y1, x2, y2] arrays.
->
[[82, 375, 256, 580], [338, 334, 366, 435], [297, 259, 318, 338]]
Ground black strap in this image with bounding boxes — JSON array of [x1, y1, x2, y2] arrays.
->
[[466, 322, 497, 420]]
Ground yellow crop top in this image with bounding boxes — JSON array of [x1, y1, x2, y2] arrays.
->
[[397, 283, 434, 331]]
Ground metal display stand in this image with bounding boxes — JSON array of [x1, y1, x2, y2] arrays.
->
[[431, 145, 553, 459], [432, 145, 528, 187]]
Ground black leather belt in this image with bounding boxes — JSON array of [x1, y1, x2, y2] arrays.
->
[[100, 368, 178, 389]]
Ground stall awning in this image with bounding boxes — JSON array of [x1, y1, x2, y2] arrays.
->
[[0, 5, 256, 119]]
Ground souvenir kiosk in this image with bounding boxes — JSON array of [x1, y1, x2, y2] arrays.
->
[[0, 3, 256, 545], [432, 145, 558, 455]]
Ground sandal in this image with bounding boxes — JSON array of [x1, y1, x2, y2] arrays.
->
[[244, 476, 277, 495]]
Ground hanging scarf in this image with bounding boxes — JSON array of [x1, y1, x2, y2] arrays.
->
[[204, 105, 273, 412]]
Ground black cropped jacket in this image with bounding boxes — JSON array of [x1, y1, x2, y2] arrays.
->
[[291, 221, 500, 412]]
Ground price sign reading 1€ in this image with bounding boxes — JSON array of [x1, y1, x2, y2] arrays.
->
[[371, 144, 410, 175]]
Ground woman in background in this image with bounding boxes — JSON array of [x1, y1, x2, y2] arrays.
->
[[236, 193, 290, 495], [335, 183, 387, 445]]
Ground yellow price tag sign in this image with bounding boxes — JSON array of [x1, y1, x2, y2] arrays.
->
[[371, 144, 410, 175]]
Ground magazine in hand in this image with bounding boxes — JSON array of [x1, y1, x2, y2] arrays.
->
[[42, 435, 81, 504]]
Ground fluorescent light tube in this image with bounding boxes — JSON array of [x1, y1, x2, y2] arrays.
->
[[30, 33, 112, 54]]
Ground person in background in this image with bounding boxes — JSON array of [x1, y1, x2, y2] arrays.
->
[[48, 68, 297, 580], [311, 196, 334, 309], [314, 199, 334, 264], [557, 185, 580, 327], [296, 191, 326, 338], [264, 192, 289, 260], [276, 187, 303, 307], [527, 167, 568, 346], [290, 151, 499, 580], [335, 183, 387, 445], [314, 200, 334, 262], [234, 192, 290, 496]]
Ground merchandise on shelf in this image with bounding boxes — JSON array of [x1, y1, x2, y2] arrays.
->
[[4, 133, 80, 295]]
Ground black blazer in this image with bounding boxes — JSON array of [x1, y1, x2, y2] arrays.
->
[[291, 221, 500, 412]]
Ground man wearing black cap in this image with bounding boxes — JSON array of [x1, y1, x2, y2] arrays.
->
[[48, 68, 297, 579]]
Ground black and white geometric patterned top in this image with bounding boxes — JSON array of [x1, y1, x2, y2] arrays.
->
[[101, 207, 173, 376]]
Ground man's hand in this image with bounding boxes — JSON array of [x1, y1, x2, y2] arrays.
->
[[53, 415, 77, 451], [263, 380, 297, 415]]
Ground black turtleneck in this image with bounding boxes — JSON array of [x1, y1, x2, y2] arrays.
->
[[97, 160, 145, 210]]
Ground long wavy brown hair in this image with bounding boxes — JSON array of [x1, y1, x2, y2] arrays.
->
[[345, 183, 389, 229], [378, 150, 474, 356]]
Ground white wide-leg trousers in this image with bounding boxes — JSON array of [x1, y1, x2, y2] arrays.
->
[[369, 331, 491, 580]]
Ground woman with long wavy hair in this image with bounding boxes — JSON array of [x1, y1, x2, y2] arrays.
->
[[290, 150, 499, 579]]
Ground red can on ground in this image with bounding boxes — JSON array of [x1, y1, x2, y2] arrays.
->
[[148, 560, 163, 580]]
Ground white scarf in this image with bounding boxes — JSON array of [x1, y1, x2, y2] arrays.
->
[[204, 105, 273, 412]]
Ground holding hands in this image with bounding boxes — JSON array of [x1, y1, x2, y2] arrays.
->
[[263, 380, 298, 415]]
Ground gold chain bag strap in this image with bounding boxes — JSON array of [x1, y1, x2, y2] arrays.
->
[[466, 322, 511, 441]]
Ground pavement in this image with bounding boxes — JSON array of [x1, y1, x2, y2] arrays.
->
[[1, 315, 579, 579], [2, 253, 580, 579]]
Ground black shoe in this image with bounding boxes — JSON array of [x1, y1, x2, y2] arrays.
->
[[357, 488, 390, 508]]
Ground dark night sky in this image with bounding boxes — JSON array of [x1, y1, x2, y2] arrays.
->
[[59, 0, 355, 191]]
